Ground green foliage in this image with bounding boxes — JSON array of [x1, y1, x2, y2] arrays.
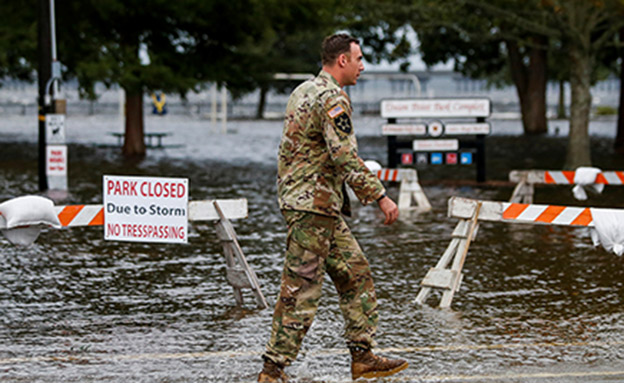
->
[[346, 0, 528, 84], [348, 0, 623, 86], [0, 0, 37, 85], [595, 105, 618, 115], [345, 0, 420, 69], [15, 0, 346, 101], [55, 0, 279, 99], [248, 0, 342, 93]]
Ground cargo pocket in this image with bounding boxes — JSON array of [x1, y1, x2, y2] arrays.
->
[[286, 239, 322, 281]]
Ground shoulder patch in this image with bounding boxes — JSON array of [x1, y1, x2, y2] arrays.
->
[[328, 104, 345, 119], [333, 113, 352, 134]]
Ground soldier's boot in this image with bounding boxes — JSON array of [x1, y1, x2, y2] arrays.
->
[[258, 359, 289, 383], [350, 346, 408, 381]]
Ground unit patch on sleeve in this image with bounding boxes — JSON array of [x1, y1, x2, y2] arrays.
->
[[334, 113, 352, 134], [328, 104, 352, 134]]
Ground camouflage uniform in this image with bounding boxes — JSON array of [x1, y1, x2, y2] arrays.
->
[[263, 70, 386, 367]]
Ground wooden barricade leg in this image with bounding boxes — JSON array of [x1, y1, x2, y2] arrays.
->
[[215, 221, 245, 306], [397, 178, 411, 210], [398, 172, 432, 212], [509, 175, 534, 204], [524, 183, 534, 204], [414, 203, 481, 308], [414, 220, 468, 306], [213, 202, 268, 309]]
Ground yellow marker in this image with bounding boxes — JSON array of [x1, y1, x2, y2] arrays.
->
[[151, 93, 167, 114]]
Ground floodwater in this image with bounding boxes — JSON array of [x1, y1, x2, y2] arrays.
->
[[1, 114, 624, 382]]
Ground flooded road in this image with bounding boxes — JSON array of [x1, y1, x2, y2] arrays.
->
[[1, 114, 624, 382]]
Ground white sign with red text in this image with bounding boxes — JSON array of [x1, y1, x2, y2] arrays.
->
[[46, 145, 67, 176], [103, 175, 189, 244], [381, 98, 491, 118], [381, 123, 427, 136], [445, 122, 491, 135], [413, 139, 459, 152]]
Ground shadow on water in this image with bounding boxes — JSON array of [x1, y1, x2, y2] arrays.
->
[[1, 120, 624, 382]]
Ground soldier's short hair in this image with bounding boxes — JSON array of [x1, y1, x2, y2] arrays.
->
[[321, 33, 360, 66]]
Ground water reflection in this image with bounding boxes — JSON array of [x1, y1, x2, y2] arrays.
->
[[1, 118, 624, 382]]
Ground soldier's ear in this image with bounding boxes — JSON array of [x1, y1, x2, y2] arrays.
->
[[338, 53, 347, 67]]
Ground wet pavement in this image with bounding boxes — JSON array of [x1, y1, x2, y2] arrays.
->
[[1, 114, 624, 382]]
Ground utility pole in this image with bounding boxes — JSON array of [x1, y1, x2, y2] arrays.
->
[[37, 0, 67, 193], [37, 0, 52, 191]]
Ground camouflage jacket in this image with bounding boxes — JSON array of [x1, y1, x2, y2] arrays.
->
[[277, 70, 385, 217]]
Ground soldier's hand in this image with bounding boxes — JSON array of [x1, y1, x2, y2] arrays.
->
[[378, 196, 399, 225]]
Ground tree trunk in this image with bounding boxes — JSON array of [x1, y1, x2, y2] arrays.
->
[[122, 89, 146, 158], [615, 27, 624, 155], [507, 40, 528, 128], [506, 38, 548, 135], [525, 38, 548, 134], [256, 85, 268, 119], [565, 45, 592, 168]]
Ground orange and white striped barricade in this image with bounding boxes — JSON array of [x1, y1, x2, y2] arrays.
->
[[414, 196, 603, 308], [52, 199, 267, 309], [375, 168, 432, 212], [509, 170, 624, 203]]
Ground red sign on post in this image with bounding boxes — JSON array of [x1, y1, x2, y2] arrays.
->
[[46, 145, 67, 175], [401, 153, 413, 165], [446, 152, 458, 165]]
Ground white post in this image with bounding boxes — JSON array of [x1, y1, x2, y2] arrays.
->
[[118, 87, 125, 132], [211, 84, 217, 127], [49, 0, 60, 98], [221, 85, 227, 134]]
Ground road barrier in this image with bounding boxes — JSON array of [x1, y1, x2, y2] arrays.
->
[[509, 169, 624, 203], [375, 168, 431, 212], [414, 196, 620, 308], [0, 197, 268, 309]]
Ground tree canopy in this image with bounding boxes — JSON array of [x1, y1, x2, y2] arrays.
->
[[0, 1, 37, 84], [50, 0, 343, 155], [56, 0, 276, 99], [1, 0, 623, 164], [348, 0, 624, 167]]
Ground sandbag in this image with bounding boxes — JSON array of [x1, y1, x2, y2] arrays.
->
[[590, 208, 624, 256], [572, 167, 604, 200], [0, 196, 61, 246]]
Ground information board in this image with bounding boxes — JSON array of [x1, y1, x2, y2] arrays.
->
[[381, 98, 491, 119], [380, 97, 490, 182]]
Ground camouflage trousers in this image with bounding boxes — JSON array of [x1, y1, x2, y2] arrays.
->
[[263, 210, 378, 367]]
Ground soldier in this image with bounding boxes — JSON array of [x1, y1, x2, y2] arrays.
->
[[258, 33, 408, 382]]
